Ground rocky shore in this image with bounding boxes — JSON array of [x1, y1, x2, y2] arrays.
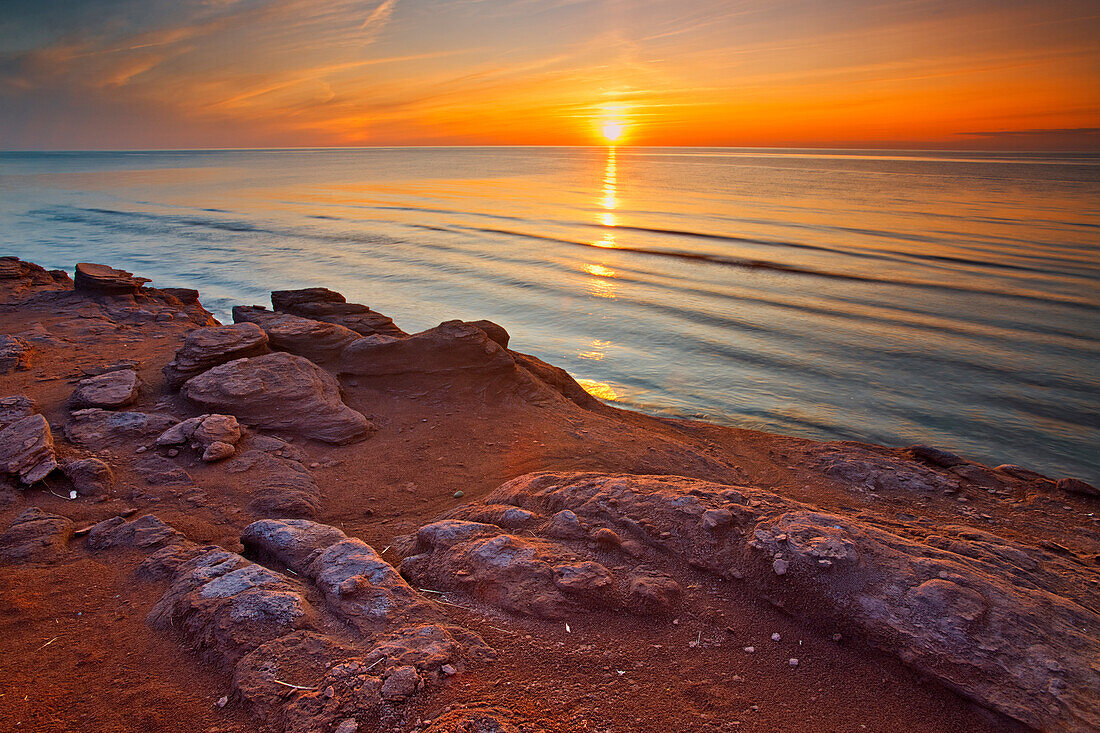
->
[[0, 256, 1096, 733]]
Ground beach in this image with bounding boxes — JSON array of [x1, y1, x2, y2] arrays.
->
[[0, 257, 1096, 732]]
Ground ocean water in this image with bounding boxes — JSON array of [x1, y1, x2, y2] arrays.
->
[[1, 147, 1097, 484]]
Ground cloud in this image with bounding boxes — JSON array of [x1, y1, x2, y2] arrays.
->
[[0, 0, 1097, 148], [361, 0, 400, 36]]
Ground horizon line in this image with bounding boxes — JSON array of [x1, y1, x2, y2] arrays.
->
[[3, 144, 1099, 155]]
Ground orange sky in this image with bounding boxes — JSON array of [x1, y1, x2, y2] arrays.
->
[[1, 0, 1098, 149]]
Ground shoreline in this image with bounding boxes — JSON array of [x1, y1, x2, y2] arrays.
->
[[1, 257, 1097, 732]]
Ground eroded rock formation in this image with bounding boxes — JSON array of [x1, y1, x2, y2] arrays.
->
[[81, 514, 497, 733], [182, 351, 372, 444], [163, 322, 270, 389], [410, 471, 1099, 732]]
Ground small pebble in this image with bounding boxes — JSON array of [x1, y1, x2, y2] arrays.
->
[[310, 462, 321, 469], [167, 448, 179, 457], [771, 633, 781, 642], [334, 720, 358, 733], [832, 633, 842, 642], [453, 490, 464, 499], [743, 646, 755, 653], [772, 558, 789, 575], [789, 658, 799, 667], [592, 527, 622, 547], [136, 446, 147, 453], [441, 664, 457, 676], [215, 696, 228, 708]]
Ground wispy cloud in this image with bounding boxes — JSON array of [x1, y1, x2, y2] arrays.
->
[[0, 0, 1097, 148]]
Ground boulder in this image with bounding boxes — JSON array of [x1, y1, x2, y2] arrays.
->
[[65, 409, 177, 450], [0, 414, 56, 484], [0, 395, 36, 429], [62, 457, 113, 496], [155, 413, 242, 450], [232, 306, 361, 363], [472, 471, 1100, 733], [182, 352, 372, 444], [906, 444, 966, 468], [159, 287, 199, 304], [73, 262, 150, 294], [0, 508, 73, 563], [271, 288, 406, 338], [69, 368, 140, 409], [0, 335, 33, 373], [225, 450, 320, 518], [163, 322, 270, 389], [337, 321, 515, 378], [86, 513, 186, 551], [1057, 477, 1099, 498], [202, 441, 236, 462], [243, 519, 449, 632]]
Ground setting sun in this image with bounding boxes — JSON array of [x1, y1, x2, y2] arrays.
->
[[601, 123, 624, 143]]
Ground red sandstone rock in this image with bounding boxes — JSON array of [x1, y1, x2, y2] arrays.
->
[[74, 262, 150, 294], [163, 322, 270, 389], [181, 351, 372, 444]]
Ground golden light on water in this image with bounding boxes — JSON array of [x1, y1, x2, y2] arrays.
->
[[583, 264, 616, 278], [586, 147, 620, 293], [578, 338, 613, 361], [576, 378, 621, 401]]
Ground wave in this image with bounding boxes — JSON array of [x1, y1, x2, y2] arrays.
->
[[36, 204, 1100, 316], [451, 224, 1099, 311]]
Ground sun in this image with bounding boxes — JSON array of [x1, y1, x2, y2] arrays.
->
[[601, 122, 624, 143]]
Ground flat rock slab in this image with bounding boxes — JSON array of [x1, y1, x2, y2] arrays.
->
[[0, 508, 73, 563], [69, 368, 140, 409], [74, 262, 150, 294], [337, 320, 514, 377], [272, 287, 407, 338], [65, 409, 177, 450], [0, 395, 36, 429], [232, 306, 361, 363], [182, 351, 372, 444], [0, 413, 56, 484], [163, 322, 270, 389]]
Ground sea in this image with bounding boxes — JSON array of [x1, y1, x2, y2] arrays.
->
[[1, 147, 1097, 484]]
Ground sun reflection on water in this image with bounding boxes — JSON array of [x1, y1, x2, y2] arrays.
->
[[587, 147, 620, 295], [578, 337, 613, 360], [576, 378, 621, 401]]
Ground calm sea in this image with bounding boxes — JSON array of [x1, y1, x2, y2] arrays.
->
[[1, 147, 1097, 484]]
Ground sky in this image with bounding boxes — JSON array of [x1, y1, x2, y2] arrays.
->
[[1, 0, 1098, 149]]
